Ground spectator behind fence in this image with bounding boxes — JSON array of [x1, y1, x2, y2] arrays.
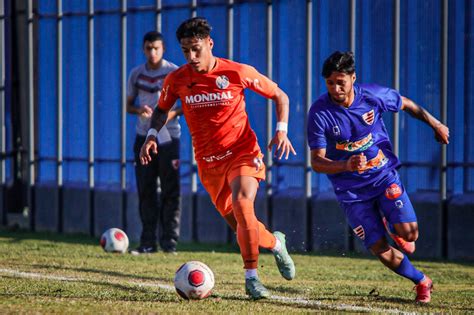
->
[[126, 31, 182, 255]]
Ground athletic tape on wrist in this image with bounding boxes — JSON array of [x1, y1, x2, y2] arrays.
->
[[146, 128, 158, 139], [276, 122, 288, 132]]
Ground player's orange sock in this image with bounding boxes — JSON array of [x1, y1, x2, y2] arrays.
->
[[225, 205, 276, 251], [233, 198, 260, 269], [257, 221, 276, 250]]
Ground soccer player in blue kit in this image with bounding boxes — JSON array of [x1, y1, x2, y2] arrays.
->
[[307, 51, 449, 303]]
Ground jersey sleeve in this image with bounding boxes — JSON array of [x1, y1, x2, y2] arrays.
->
[[158, 72, 179, 111], [365, 84, 402, 113], [240, 64, 278, 99], [307, 106, 327, 150]]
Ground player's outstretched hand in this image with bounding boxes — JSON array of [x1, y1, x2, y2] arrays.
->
[[268, 131, 296, 160], [433, 123, 449, 144], [139, 136, 158, 165], [346, 153, 367, 172]]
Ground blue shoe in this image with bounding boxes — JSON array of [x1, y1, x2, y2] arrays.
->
[[272, 231, 295, 280], [245, 277, 270, 300]]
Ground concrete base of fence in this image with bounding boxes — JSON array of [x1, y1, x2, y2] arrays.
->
[[180, 185, 194, 242], [0, 185, 4, 225], [311, 192, 350, 253], [93, 189, 123, 238], [272, 190, 307, 252], [124, 191, 141, 243], [6, 185, 474, 261], [448, 194, 474, 261], [195, 191, 228, 243], [34, 185, 59, 232], [63, 186, 91, 235], [411, 192, 442, 259]]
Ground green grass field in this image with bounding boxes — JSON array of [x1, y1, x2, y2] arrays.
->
[[0, 228, 472, 313]]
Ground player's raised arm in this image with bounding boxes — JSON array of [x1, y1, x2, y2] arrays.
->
[[267, 87, 297, 160], [311, 148, 367, 174], [401, 96, 449, 144]]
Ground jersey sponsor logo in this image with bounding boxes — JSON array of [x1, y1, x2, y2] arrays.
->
[[353, 225, 365, 240], [362, 109, 375, 125], [184, 91, 234, 106], [202, 149, 233, 163], [357, 149, 388, 174], [336, 133, 373, 152], [385, 183, 402, 200], [215, 75, 230, 89], [332, 125, 341, 136]]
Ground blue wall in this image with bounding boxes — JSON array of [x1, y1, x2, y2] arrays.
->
[[32, 0, 474, 196]]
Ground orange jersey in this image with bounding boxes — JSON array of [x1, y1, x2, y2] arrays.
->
[[158, 58, 278, 169]]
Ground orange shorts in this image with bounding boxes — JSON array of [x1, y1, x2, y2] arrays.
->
[[198, 151, 265, 217]]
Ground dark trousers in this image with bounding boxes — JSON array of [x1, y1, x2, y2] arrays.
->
[[134, 135, 181, 250]]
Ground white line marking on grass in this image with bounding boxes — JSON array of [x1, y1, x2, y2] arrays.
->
[[0, 268, 414, 314]]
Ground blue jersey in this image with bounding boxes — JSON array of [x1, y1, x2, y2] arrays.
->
[[307, 84, 402, 194]]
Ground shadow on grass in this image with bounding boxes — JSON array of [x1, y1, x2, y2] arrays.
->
[[31, 263, 172, 284], [0, 274, 178, 302], [1, 227, 473, 267]]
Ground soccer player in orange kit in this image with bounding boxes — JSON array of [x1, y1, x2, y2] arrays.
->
[[140, 17, 296, 299]]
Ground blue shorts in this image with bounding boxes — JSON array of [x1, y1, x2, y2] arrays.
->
[[337, 170, 417, 249]]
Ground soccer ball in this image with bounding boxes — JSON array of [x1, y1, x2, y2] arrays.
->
[[100, 228, 129, 253], [174, 261, 215, 300]]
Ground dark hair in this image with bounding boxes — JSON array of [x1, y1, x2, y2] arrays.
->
[[143, 31, 164, 45], [321, 51, 355, 78], [176, 17, 212, 41]]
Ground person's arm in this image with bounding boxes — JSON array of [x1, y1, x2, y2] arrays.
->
[[401, 96, 449, 144], [267, 87, 297, 160], [140, 74, 178, 165], [167, 107, 183, 122], [126, 95, 154, 117], [311, 148, 367, 174]]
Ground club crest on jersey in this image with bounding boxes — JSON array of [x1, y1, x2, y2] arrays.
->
[[362, 109, 375, 125], [385, 183, 402, 200], [353, 225, 365, 240], [395, 200, 404, 209], [332, 125, 341, 136], [216, 75, 230, 89]]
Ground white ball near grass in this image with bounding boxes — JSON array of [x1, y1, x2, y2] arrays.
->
[[100, 228, 129, 253], [174, 261, 215, 300]]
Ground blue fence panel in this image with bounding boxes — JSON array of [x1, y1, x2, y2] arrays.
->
[[37, 10, 58, 183], [466, 0, 474, 192], [447, 0, 466, 194], [94, 9, 122, 188], [273, 0, 306, 191], [399, 0, 442, 193], [125, 6, 156, 190], [63, 4, 89, 185], [312, 0, 351, 194], [234, 2, 268, 167], [4, 1, 12, 182], [30, 0, 473, 196]]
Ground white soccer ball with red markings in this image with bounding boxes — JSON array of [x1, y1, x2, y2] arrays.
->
[[174, 261, 215, 300], [100, 228, 129, 253]]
